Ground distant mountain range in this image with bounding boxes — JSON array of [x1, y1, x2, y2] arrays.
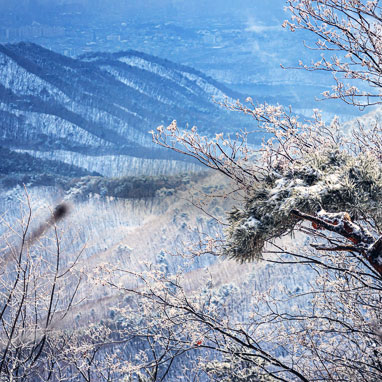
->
[[0, 42, 252, 179]]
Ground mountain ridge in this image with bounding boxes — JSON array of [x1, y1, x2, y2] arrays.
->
[[0, 42, 253, 178]]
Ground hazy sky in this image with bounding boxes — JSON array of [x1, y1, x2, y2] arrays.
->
[[0, 0, 286, 22]]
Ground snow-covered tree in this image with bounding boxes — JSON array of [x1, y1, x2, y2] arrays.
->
[[141, 1, 382, 380]]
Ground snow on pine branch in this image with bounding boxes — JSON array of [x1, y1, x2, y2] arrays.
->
[[225, 149, 382, 262], [151, 100, 382, 269]]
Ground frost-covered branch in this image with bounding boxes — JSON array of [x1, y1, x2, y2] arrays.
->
[[151, 120, 259, 190], [284, 0, 382, 107]]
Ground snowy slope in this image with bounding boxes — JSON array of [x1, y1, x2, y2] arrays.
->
[[0, 43, 253, 178]]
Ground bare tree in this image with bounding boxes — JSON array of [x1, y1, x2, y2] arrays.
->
[[0, 192, 85, 381]]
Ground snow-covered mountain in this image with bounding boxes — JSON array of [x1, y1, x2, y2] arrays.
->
[[0, 41, 318, 381], [0, 42, 251, 179]]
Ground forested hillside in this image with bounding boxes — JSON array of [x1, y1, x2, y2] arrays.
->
[[0, 42, 252, 178]]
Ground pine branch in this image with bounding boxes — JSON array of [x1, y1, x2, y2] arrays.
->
[[310, 244, 361, 252], [290, 209, 374, 244], [367, 236, 382, 272], [291, 209, 382, 277]]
